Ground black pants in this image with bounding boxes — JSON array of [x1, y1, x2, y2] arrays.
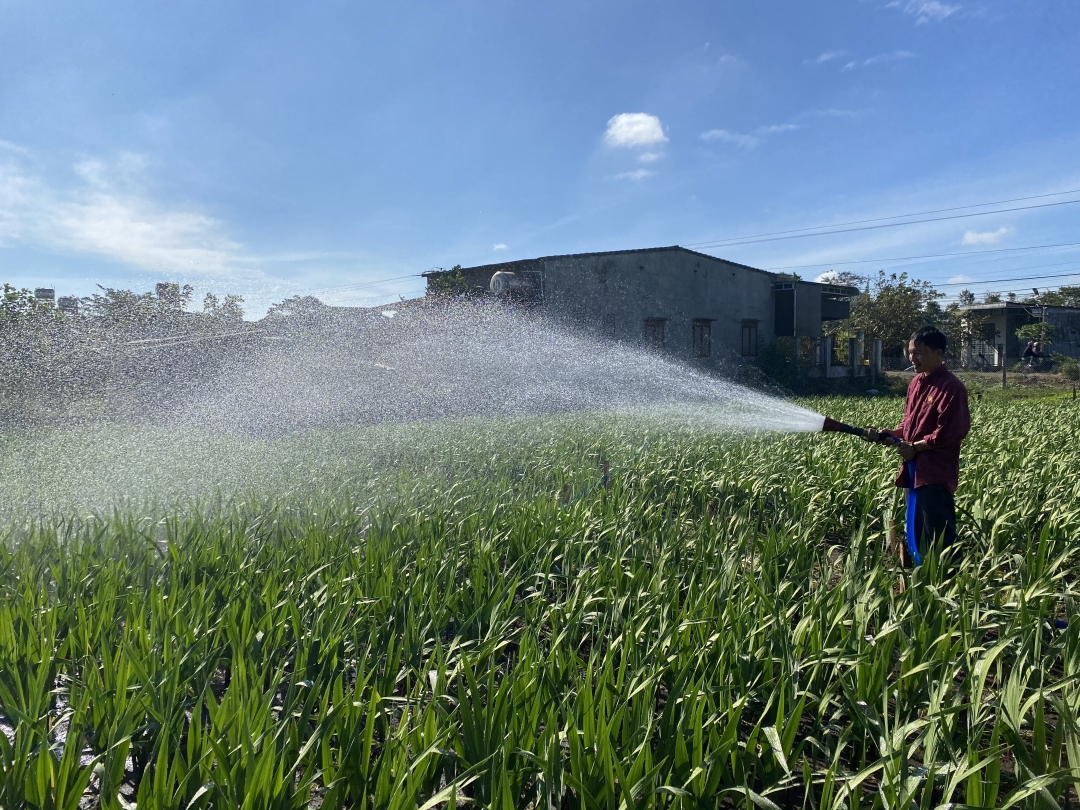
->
[[910, 484, 957, 561]]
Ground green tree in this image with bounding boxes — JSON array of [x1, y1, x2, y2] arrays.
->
[[82, 283, 194, 326], [757, 338, 799, 388], [1016, 321, 1059, 345], [1026, 286, 1080, 307], [427, 265, 473, 297], [841, 271, 941, 357], [935, 302, 994, 362], [203, 292, 245, 320], [1, 284, 57, 318], [817, 270, 869, 290], [266, 295, 328, 319]]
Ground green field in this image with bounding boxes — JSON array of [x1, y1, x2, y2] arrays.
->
[[3, 397, 1080, 808]]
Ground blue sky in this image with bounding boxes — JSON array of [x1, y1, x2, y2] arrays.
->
[[1, 0, 1078, 315]]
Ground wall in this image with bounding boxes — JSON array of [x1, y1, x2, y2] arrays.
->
[[539, 250, 776, 362], [1047, 308, 1080, 359]]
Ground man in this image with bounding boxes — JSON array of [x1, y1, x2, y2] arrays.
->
[[1023, 340, 1036, 367], [878, 326, 970, 566]]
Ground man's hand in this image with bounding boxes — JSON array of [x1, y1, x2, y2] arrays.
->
[[895, 441, 926, 461], [871, 428, 898, 445]]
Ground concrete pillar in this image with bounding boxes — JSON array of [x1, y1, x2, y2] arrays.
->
[[872, 339, 883, 382], [848, 337, 858, 377], [856, 329, 865, 368], [823, 335, 833, 378]]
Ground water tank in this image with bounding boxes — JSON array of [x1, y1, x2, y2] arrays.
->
[[490, 271, 525, 295], [58, 296, 79, 315], [34, 288, 55, 302]]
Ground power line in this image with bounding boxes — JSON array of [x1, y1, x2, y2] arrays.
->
[[293, 273, 423, 297], [935, 268, 1080, 289], [685, 188, 1080, 248], [820, 259, 1080, 288], [689, 198, 1080, 250], [763, 241, 1080, 271]]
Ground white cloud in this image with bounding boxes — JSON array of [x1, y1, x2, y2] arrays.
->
[[0, 150, 241, 274], [815, 50, 847, 63], [614, 169, 656, 181], [961, 227, 1013, 245], [493, 243, 508, 251], [700, 123, 799, 149], [947, 274, 976, 283], [0, 139, 31, 156], [815, 108, 860, 118], [638, 152, 663, 163], [903, 1, 960, 23], [864, 50, 916, 66], [603, 113, 668, 148], [700, 129, 760, 149], [755, 123, 801, 135]]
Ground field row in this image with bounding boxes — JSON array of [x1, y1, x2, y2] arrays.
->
[[2, 399, 1080, 808]]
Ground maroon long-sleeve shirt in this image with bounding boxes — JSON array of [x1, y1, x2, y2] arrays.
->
[[890, 364, 970, 494]]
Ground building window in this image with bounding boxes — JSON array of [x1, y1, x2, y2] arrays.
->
[[741, 320, 759, 356], [643, 318, 666, 350], [692, 319, 712, 358]]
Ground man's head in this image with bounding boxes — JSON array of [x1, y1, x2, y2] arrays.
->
[[908, 326, 946, 375]]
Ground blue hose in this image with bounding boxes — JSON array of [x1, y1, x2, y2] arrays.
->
[[905, 459, 921, 566]]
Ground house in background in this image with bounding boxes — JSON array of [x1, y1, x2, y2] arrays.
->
[[423, 246, 861, 371], [959, 301, 1080, 366]]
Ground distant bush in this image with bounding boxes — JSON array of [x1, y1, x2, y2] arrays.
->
[[757, 338, 798, 388]]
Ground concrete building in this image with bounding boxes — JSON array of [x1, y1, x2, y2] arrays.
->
[[959, 301, 1080, 366], [424, 246, 859, 368]]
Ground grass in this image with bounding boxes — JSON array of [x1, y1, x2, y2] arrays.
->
[[2, 397, 1080, 808]]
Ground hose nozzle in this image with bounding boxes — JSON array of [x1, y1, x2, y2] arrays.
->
[[821, 417, 892, 443]]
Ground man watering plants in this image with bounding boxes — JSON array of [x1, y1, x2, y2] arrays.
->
[[877, 326, 970, 566]]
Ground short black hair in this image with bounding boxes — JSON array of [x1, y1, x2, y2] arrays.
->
[[910, 325, 947, 352]]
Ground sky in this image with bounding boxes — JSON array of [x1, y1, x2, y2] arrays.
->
[[1, 0, 1078, 316]]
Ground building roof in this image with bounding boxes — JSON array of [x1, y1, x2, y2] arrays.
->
[[960, 301, 1031, 311], [424, 245, 859, 293], [960, 302, 1080, 313], [422, 245, 771, 277]]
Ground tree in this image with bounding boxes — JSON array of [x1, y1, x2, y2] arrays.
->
[[1057, 286, 1080, 306], [842, 271, 941, 356], [1016, 322, 1059, 345], [957, 289, 975, 307], [82, 283, 194, 326], [427, 265, 474, 297], [1027, 286, 1080, 307], [983, 292, 1002, 303], [1, 284, 57, 319], [203, 292, 245, 320], [817, 271, 868, 291], [936, 302, 994, 362], [266, 295, 328, 319]]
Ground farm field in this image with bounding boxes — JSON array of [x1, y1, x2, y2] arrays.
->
[[2, 397, 1080, 809]]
